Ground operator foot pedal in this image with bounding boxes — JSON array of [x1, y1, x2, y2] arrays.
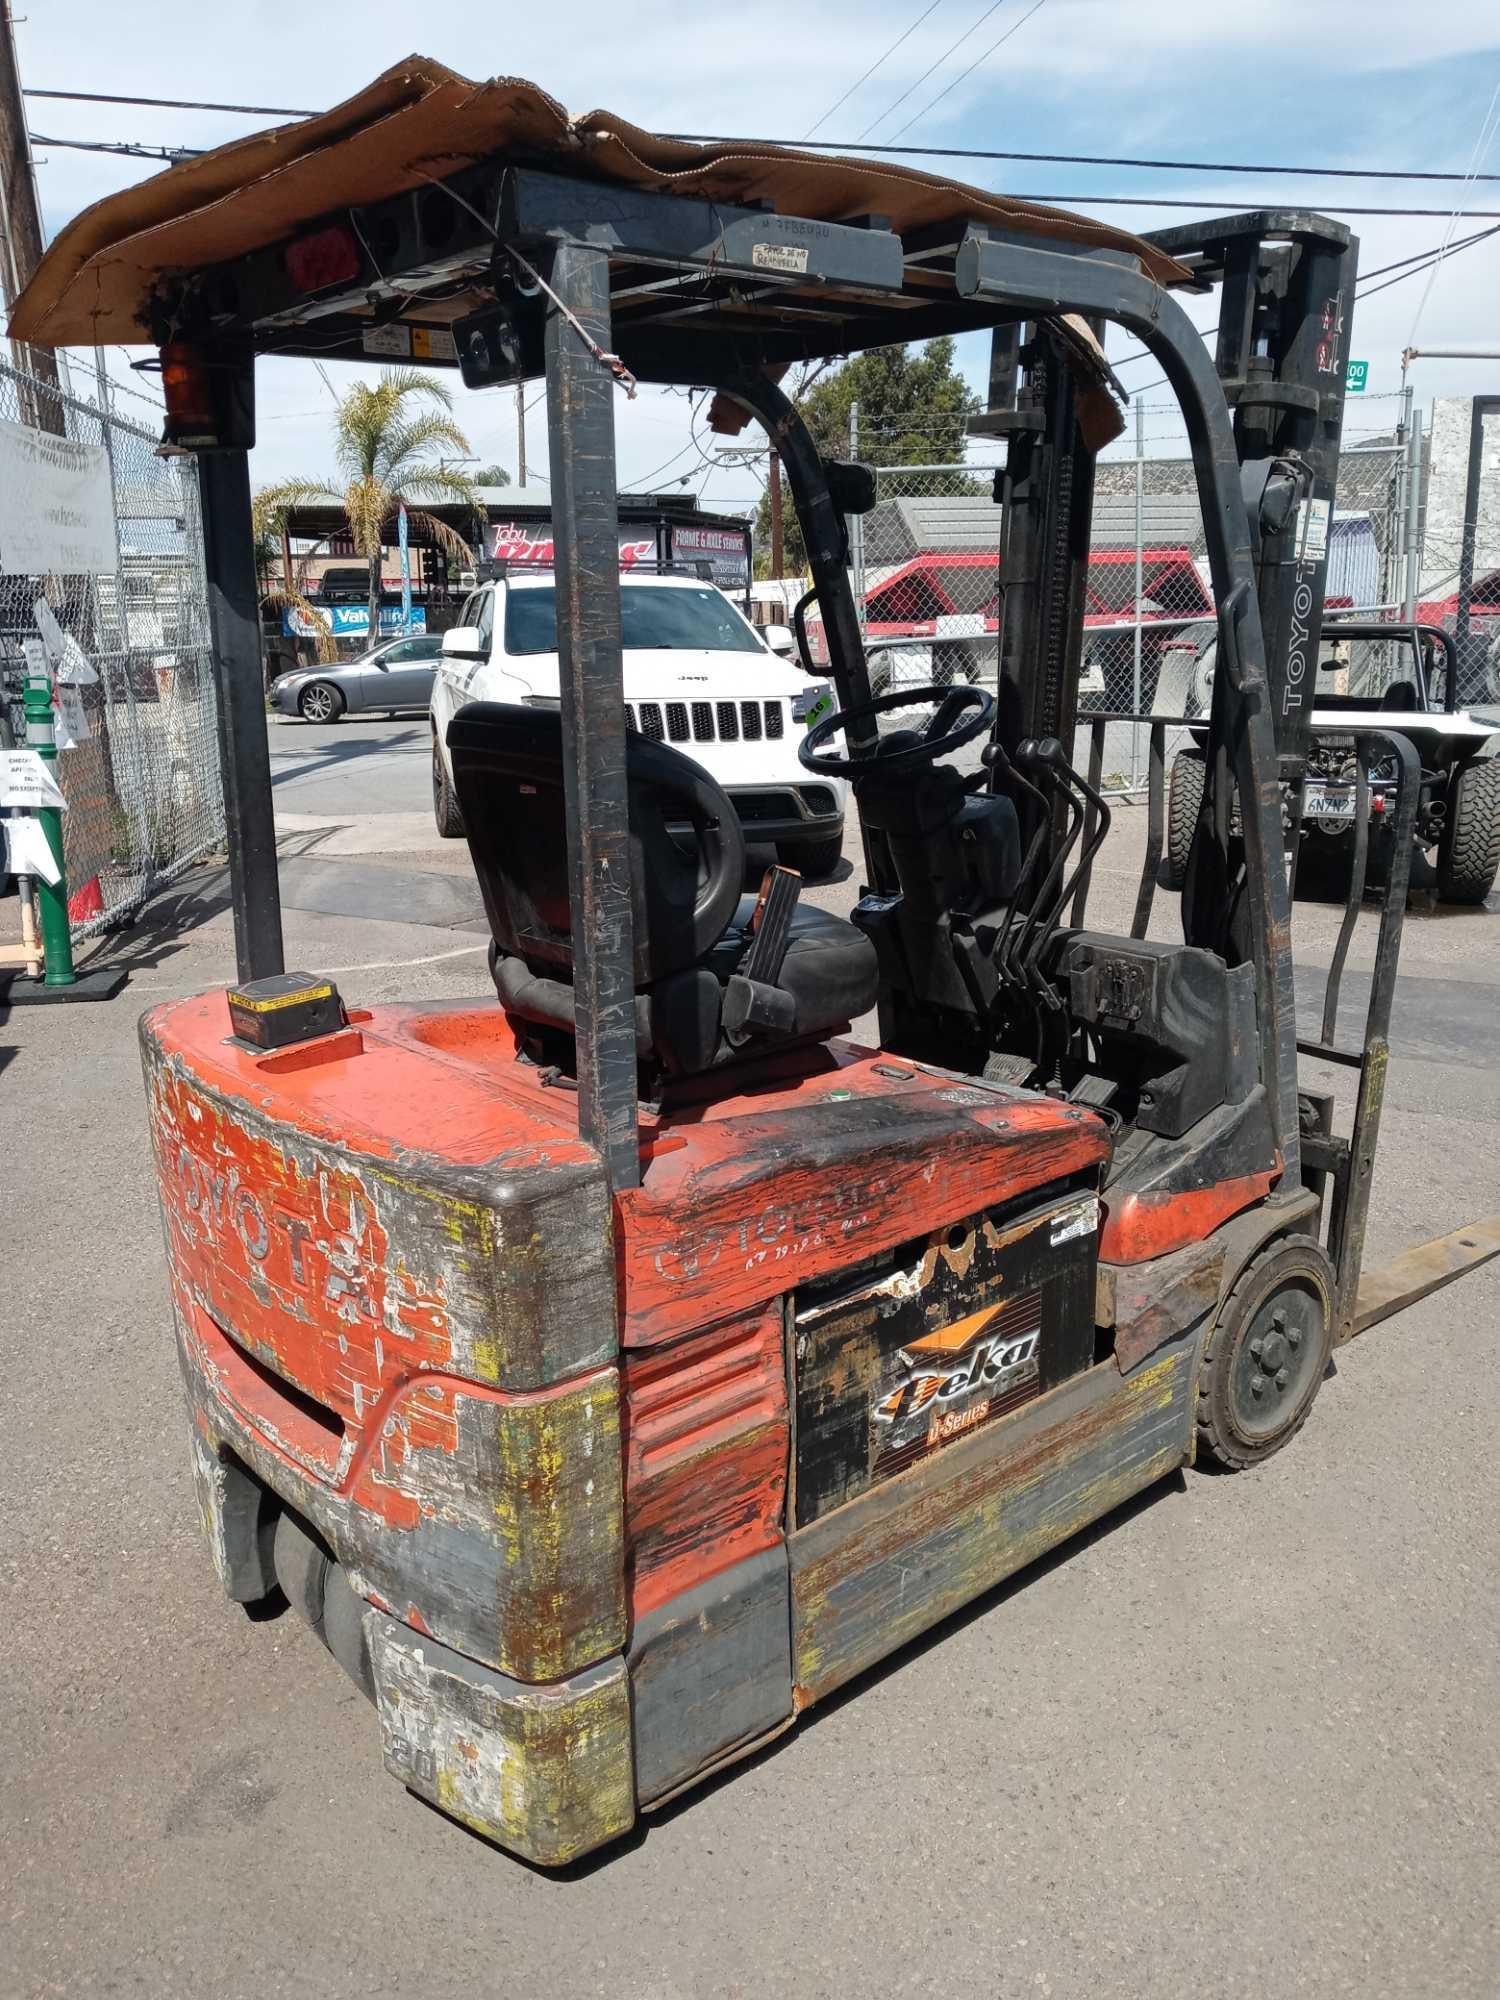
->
[[723, 866, 802, 1043], [982, 1050, 1035, 1087], [742, 864, 801, 983]]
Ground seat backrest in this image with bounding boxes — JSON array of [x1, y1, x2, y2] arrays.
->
[[447, 702, 746, 987], [1380, 679, 1419, 711]]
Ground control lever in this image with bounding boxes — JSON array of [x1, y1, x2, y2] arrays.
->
[[723, 865, 803, 1043]]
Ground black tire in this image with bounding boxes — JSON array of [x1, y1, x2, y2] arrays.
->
[[432, 738, 466, 838], [321, 1561, 377, 1703], [779, 833, 845, 879], [273, 1510, 330, 1640], [1436, 757, 1500, 905], [297, 680, 344, 724], [1164, 749, 1205, 890], [1195, 1237, 1335, 1472]]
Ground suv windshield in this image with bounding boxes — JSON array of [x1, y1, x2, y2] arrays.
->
[[505, 583, 763, 656]]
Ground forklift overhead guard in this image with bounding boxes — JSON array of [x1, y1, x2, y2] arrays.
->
[[20, 64, 1497, 1869]]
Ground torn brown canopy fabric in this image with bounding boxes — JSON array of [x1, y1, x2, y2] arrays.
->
[[10, 55, 1191, 349]]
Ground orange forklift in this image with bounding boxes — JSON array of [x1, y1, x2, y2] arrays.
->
[[15, 61, 1499, 1867]]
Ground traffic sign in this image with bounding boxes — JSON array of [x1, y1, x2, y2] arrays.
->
[[1346, 359, 1369, 393]]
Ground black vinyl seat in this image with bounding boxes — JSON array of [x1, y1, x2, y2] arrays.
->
[[448, 702, 878, 1079]]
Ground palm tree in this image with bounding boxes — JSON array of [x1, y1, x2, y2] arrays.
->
[[256, 369, 483, 642]]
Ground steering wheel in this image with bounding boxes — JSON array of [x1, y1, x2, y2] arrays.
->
[[798, 681, 996, 778]]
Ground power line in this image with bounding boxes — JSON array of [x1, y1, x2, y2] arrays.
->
[[24, 87, 317, 116], [662, 133, 1500, 186], [32, 132, 191, 162], [801, 0, 946, 141], [21, 85, 1500, 185], [885, 0, 1052, 145], [1406, 71, 1500, 350], [858, 0, 1012, 141]]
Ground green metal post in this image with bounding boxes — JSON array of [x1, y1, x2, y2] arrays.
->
[[22, 671, 76, 987]]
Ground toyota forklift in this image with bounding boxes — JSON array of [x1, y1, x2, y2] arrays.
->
[[16, 60, 1498, 1868]]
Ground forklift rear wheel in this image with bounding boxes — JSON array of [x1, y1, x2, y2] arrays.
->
[[273, 1509, 330, 1640], [1195, 1237, 1334, 1471]]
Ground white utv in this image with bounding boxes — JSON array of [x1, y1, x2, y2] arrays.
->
[[1165, 620, 1500, 905]]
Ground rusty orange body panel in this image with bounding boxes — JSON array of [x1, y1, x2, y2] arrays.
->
[[1098, 1162, 1281, 1264], [144, 987, 1119, 1863], [621, 1308, 787, 1618]]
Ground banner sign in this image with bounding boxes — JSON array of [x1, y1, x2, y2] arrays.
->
[[671, 523, 750, 586], [491, 522, 657, 568], [0, 422, 117, 575], [282, 604, 428, 639]]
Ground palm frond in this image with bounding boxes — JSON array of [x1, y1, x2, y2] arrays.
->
[[375, 411, 473, 484], [404, 509, 480, 571]]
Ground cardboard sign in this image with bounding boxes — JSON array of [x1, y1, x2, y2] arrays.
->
[[2, 815, 62, 884], [0, 750, 68, 811], [0, 425, 117, 575], [32, 598, 99, 684], [55, 683, 91, 750]]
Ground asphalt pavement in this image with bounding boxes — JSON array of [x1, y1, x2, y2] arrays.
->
[[3, 712, 1498, 2000]]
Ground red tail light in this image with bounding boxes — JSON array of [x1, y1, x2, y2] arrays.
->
[[285, 225, 360, 295]]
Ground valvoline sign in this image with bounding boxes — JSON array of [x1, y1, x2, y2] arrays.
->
[[282, 604, 428, 638]]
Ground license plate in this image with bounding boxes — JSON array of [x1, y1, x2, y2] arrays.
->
[[1303, 784, 1354, 821]]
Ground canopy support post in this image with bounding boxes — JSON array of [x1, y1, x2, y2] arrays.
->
[[543, 238, 640, 1193], [200, 444, 284, 983]]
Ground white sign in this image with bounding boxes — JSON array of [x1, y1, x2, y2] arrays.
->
[[55, 683, 91, 749], [2, 815, 61, 884], [0, 422, 117, 575], [0, 750, 67, 811], [1297, 498, 1331, 564], [31, 598, 98, 684]]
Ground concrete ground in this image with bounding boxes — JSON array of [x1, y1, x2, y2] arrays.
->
[[3, 713, 1498, 2000]]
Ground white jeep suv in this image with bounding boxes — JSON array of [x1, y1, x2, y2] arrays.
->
[[429, 571, 846, 875]]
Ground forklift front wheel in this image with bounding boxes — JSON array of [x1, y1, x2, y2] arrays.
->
[[1195, 1237, 1335, 1471]]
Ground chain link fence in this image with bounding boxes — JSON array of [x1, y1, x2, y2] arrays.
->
[[836, 432, 1406, 791], [1420, 399, 1500, 708], [0, 356, 222, 942]]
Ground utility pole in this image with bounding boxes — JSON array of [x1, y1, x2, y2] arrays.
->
[[516, 381, 528, 486], [768, 445, 784, 579], [0, 2, 61, 401]]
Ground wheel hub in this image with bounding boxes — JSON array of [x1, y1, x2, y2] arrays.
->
[[1230, 1288, 1324, 1440]]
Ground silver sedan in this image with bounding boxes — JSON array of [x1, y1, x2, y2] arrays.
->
[[269, 631, 444, 723]]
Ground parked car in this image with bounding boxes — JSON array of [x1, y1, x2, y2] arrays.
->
[[1165, 620, 1500, 904], [268, 631, 445, 722], [430, 573, 847, 877]]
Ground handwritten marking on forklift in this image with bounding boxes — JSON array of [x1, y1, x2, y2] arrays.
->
[[651, 1180, 884, 1280]]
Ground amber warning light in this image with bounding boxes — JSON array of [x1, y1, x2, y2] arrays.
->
[[156, 343, 256, 453]]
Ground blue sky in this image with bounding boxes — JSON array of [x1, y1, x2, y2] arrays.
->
[[14, 1, 1500, 509]]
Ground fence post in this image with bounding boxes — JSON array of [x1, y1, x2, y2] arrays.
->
[[22, 669, 76, 986], [849, 400, 866, 638], [1131, 396, 1145, 784], [94, 364, 157, 888], [1403, 411, 1423, 621]]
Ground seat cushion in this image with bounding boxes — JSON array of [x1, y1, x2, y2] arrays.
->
[[707, 895, 879, 1036]]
